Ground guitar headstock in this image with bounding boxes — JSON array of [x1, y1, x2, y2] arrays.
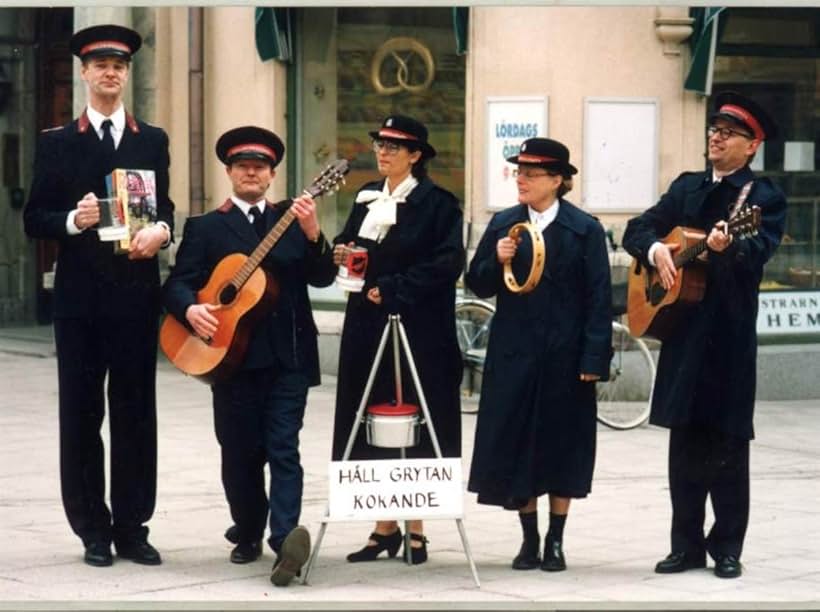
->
[[305, 159, 350, 199], [729, 205, 761, 239]]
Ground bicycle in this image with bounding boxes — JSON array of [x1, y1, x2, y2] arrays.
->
[[597, 230, 656, 429], [454, 296, 495, 400], [454, 253, 656, 430]]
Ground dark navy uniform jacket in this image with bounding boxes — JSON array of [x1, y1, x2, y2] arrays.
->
[[466, 200, 612, 504], [622, 165, 787, 439], [162, 199, 336, 385], [24, 110, 175, 319]]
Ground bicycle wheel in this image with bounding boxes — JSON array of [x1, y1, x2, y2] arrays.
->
[[596, 321, 656, 430], [454, 298, 495, 400]]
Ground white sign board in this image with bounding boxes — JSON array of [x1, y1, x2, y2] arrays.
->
[[328, 458, 463, 522], [485, 96, 547, 211], [757, 291, 820, 335], [583, 97, 659, 212]]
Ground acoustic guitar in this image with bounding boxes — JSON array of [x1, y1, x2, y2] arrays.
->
[[160, 159, 349, 383], [626, 205, 761, 341]]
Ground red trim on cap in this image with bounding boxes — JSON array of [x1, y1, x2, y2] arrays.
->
[[378, 128, 418, 141], [80, 40, 131, 56], [226, 143, 277, 161], [517, 153, 559, 164], [719, 104, 765, 140]]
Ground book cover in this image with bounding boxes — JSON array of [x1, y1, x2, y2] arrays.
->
[[105, 168, 158, 254]]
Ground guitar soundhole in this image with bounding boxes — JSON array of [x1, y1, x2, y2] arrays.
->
[[648, 283, 666, 306], [219, 284, 237, 305]]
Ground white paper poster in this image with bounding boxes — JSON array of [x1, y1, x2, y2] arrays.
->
[[485, 97, 547, 211]]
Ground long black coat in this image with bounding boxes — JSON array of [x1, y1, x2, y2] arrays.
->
[[466, 201, 612, 505], [622, 166, 786, 440], [24, 110, 174, 318], [330, 177, 464, 461], [162, 199, 336, 384]]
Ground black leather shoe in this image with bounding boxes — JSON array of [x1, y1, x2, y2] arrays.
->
[[540, 537, 566, 572], [230, 540, 262, 564], [404, 533, 429, 565], [115, 540, 162, 565], [84, 542, 113, 567], [347, 529, 402, 562], [224, 524, 240, 544], [714, 555, 742, 578], [270, 526, 310, 587], [654, 551, 706, 574], [512, 540, 540, 570]]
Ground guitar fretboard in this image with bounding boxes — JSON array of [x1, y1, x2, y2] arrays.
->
[[230, 207, 297, 288]]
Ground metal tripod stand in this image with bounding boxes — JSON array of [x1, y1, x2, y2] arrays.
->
[[302, 314, 480, 587]]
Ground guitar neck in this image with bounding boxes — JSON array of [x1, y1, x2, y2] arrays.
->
[[231, 205, 297, 288], [672, 237, 709, 269]]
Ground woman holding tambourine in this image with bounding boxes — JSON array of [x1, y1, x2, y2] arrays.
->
[[465, 137, 612, 572]]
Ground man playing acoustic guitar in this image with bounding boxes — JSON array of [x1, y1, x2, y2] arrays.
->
[[622, 93, 786, 579], [163, 126, 335, 586]]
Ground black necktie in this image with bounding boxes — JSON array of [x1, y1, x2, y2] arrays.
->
[[101, 119, 115, 152], [248, 206, 266, 240]]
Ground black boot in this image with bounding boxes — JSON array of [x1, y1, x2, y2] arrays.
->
[[540, 513, 567, 572], [512, 511, 540, 570], [540, 536, 566, 571]]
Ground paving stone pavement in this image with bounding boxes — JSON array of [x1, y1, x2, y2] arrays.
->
[[0, 332, 819, 610]]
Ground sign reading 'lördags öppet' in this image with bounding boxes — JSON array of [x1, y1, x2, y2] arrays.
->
[[327, 458, 463, 521]]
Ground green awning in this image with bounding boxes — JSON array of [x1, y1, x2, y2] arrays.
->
[[684, 7, 725, 95], [255, 7, 292, 63], [453, 7, 469, 55]]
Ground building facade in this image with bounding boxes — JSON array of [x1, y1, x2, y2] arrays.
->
[[0, 6, 817, 336]]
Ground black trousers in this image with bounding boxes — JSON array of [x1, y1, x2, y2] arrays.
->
[[212, 368, 308, 553], [54, 316, 158, 547], [668, 423, 750, 560]]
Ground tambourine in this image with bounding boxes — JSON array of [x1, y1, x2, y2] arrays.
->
[[503, 222, 546, 294]]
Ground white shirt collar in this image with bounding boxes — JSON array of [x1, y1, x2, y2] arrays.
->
[[86, 104, 126, 143], [712, 166, 740, 184], [231, 195, 267, 221], [528, 200, 560, 232]]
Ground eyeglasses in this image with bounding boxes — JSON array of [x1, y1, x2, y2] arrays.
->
[[512, 168, 553, 179], [707, 126, 754, 141], [372, 139, 403, 156]]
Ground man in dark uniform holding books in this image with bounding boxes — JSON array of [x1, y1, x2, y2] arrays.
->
[[163, 126, 335, 586], [622, 92, 786, 578], [23, 24, 174, 567]]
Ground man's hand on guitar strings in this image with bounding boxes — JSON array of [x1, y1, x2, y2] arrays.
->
[[291, 194, 321, 242], [707, 220, 733, 253], [186, 303, 220, 340], [654, 242, 679, 291]]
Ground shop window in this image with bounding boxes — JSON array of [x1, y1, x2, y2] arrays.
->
[[294, 8, 466, 243], [713, 8, 819, 290]]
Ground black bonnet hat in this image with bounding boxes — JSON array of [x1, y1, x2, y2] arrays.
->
[[70, 24, 142, 61], [710, 91, 778, 141], [506, 138, 578, 176], [216, 126, 285, 168], [368, 115, 436, 159]]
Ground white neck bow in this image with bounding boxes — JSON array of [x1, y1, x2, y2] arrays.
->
[[355, 175, 418, 242]]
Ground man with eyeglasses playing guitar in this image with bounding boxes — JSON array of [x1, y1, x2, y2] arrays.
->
[[622, 92, 786, 579]]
